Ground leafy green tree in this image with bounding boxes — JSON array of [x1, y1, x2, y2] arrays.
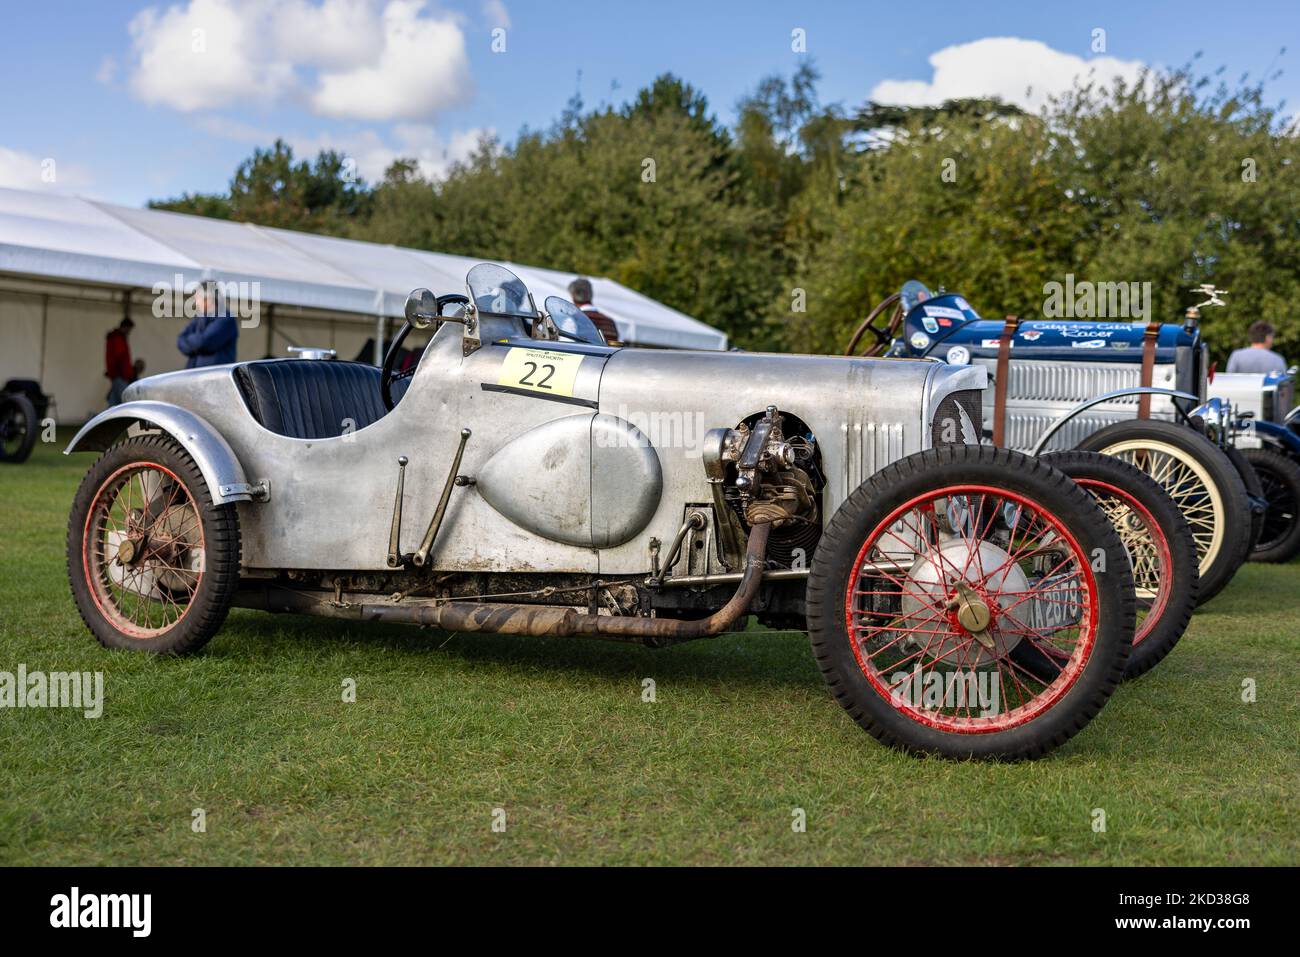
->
[[359, 74, 786, 347], [1046, 67, 1300, 359], [785, 108, 1077, 353], [148, 191, 233, 219]]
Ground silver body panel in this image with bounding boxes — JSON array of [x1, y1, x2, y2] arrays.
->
[[72, 316, 987, 575], [1206, 372, 1292, 424]]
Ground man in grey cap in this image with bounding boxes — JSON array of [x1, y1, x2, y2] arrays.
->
[[1226, 320, 1288, 373]]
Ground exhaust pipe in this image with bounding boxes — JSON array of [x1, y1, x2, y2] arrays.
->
[[236, 523, 772, 646]]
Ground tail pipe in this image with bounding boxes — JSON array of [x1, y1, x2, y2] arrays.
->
[[238, 523, 772, 646]]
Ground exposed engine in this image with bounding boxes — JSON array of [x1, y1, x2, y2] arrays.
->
[[703, 406, 824, 570]]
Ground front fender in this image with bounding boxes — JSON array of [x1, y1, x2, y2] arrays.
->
[[1027, 387, 1201, 455], [64, 401, 256, 505], [1250, 419, 1300, 458]]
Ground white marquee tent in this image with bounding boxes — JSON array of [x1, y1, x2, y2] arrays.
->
[[0, 186, 727, 424]]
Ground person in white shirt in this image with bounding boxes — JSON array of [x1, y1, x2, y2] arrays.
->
[[1226, 320, 1288, 373]]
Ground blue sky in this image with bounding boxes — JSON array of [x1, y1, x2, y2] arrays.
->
[[1, 0, 1296, 207]]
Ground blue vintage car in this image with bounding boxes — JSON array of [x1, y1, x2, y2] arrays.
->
[[848, 280, 1300, 600]]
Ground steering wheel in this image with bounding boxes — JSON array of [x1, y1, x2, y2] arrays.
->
[[380, 293, 469, 411], [843, 292, 904, 358]]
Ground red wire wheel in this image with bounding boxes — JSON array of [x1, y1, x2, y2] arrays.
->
[[83, 462, 205, 638], [807, 446, 1133, 760], [844, 485, 1098, 734], [68, 434, 240, 655]]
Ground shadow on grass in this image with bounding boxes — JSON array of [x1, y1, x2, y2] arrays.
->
[[215, 608, 825, 691]]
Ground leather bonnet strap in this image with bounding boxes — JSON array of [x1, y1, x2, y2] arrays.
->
[[992, 315, 1020, 447], [1137, 320, 1160, 418]]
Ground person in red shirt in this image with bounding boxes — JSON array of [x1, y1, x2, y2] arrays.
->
[[104, 318, 141, 406], [567, 278, 621, 345]]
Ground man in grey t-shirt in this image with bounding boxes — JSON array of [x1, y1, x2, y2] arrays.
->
[[1226, 320, 1288, 373]]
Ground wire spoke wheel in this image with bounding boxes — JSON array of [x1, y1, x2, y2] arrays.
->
[[1241, 446, 1300, 562], [1257, 468, 1292, 548], [83, 462, 206, 637], [1072, 479, 1170, 646], [808, 446, 1131, 760], [1103, 440, 1221, 574], [845, 485, 1097, 734]]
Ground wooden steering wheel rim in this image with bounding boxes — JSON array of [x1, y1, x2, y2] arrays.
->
[[844, 292, 904, 358]]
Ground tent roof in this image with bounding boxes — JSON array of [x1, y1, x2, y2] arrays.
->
[[0, 186, 727, 350]]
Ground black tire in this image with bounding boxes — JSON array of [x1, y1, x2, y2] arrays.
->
[[1076, 419, 1250, 605], [806, 445, 1134, 761], [67, 433, 241, 655], [0, 393, 38, 463], [1242, 446, 1300, 562], [1040, 450, 1198, 679], [1224, 443, 1266, 552]]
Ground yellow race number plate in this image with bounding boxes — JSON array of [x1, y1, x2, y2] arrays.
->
[[496, 348, 585, 398]]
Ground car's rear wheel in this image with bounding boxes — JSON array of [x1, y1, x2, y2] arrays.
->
[[1040, 451, 1197, 679], [806, 446, 1133, 761], [1242, 446, 1300, 562], [1076, 419, 1250, 605], [67, 433, 241, 654], [0, 393, 38, 463]]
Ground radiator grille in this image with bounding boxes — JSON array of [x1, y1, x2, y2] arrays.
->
[[1006, 413, 1128, 452], [1006, 362, 1141, 404]]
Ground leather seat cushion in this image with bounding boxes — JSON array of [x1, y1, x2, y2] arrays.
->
[[234, 359, 390, 439]]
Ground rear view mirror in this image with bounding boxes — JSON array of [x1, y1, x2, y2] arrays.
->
[[405, 288, 439, 329]]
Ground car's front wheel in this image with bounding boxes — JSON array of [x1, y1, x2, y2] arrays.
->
[[67, 433, 241, 654], [806, 446, 1133, 761], [1242, 446, 1300, 563]]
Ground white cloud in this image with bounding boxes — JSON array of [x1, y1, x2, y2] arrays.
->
[[869, 37, 1146, 114], [312, 1, 473, 121], [289, 123, 489, 181], [481, 0, 509, 29], [271, 0, 386, 70], [128, 0, 296, 112], [127, 0, 471, 121], [0, 146, 94, 192], [192, 114, 487, 182]]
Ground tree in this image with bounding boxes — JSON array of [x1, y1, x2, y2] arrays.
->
[[149, 192, 233, 219], [224, 139, 371, 232]]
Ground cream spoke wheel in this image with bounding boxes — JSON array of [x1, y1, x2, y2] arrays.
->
[[1100, 439, 1223, 579]]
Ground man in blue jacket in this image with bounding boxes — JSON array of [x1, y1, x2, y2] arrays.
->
[[177, 282, 238, 367]]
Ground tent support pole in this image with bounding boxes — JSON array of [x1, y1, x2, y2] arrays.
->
[[375, 314, 386, 366], [38, 293, 49, 394]]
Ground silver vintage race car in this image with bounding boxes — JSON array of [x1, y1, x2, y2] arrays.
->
[[65, 263, 1139, 760]]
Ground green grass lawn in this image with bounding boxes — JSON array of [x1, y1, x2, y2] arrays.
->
[[1, 433, 1297, 866]]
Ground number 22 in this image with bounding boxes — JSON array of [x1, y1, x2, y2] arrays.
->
[[520, 361, 556, 389]]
